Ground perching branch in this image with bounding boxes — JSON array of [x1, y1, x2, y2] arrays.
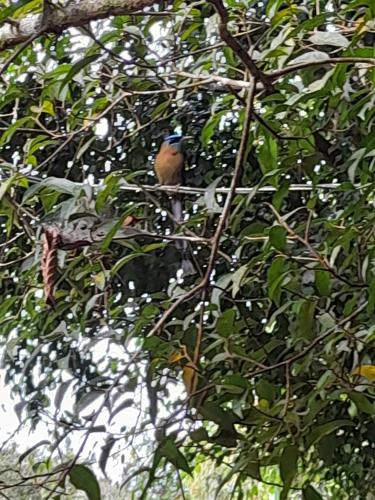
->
[[10, 172, 363, 195]]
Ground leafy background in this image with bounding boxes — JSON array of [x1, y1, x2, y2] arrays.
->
[[0, 0, 375, 498]]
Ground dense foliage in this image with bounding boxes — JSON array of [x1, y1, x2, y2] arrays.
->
[[0, 0, 374, 498]]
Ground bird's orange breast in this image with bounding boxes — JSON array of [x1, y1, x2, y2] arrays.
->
[[154, 144, 184, 185]]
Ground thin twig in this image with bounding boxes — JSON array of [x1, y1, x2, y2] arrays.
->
[[269, 57, 375, 80]]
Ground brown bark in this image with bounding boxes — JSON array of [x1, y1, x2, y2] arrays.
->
[[0, 0, 156, 51]]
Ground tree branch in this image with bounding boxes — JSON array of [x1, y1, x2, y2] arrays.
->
[[207, 0, 274, 93], [0, 0, 156, 51], [15, 173, 360, 195], [269, 57, 375, 80], [176, 71, 261, 90]]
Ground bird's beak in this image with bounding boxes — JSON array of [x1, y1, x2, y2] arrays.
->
[[182, 135, 194, 141]]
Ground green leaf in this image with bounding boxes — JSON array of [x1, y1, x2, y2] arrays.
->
[[41, 100, 55, 116], [315, 270, 331, 297], [201, 111, 226, 145], [76, 136, 97, 161], [18, 440, 50, 464], [156, 437, 191, 475], [288, 51, 330, 65], [0, 0, 35, 24], [0, 173, 17, 202], [0, 116, 31, 146], [94, 271, 106, 291], [280, 445, 298, 498], [307, 68, 335, 93], [151, 100, 170, 119], [59, 54, 101, 93], [124, 25, 143, 37], [347, 148, 366, 183], [99, 436, 116, 476], [54, 379, 74, 411], [189, 427, 209, 442], [111, 253, 145, 276], [269, 225, 287, 251], [348, 392, 374, 415], [75, 391, 104, 414], [298, 299, 316, 341], [142, 242, 167, 253], [306, 420, 355, 449], [204, 177, 222, 213], [109, 399, 133, 423], [246, 461, 261, 480], [180, 22, 200, 41], [268, 257, 286, 305], [231, 264, 248, 298], [69, 464, 101, 500], [256, 378, 276, 402], [217, 309, 236, 338], [258, 134, 278, 176]]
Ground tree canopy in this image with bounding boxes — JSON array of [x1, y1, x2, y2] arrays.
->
[[0, 0, 375, 498]]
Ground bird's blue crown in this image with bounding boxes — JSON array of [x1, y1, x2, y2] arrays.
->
[[165, 134, 183, 144]]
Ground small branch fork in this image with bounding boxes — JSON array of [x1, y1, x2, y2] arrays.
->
[[207, 0, 274, 93]]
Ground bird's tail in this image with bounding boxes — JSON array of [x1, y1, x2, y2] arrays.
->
[[171, 196, 183, 223], [171, 196, 195, 276], [180, 249, 196, 276]]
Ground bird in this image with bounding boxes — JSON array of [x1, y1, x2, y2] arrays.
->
[[154, 134, 195, 275]]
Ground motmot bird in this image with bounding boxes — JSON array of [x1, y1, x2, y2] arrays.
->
[[154, 134, 189, 220], [154, 134, 195, 275]]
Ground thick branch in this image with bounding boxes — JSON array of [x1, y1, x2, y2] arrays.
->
[[0, 0, 156, 51]]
